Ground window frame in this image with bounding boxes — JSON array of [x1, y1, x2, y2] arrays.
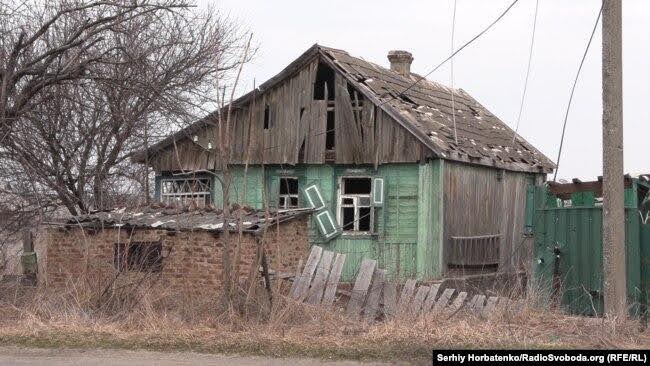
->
[[278, 176, 299, 209], [159, 176, 212, 207], [336, 176, 374, 235]]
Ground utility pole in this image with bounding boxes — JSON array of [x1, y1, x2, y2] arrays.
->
[[602, 0, 626, 319]]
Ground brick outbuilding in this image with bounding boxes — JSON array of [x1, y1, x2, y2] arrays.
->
[[36, 206, 310, 294]]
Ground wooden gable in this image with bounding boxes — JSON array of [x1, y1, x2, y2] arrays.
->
[[147, 56, 430, 172]]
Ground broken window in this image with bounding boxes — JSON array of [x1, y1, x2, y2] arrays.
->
[[114, 242, 163, 272], [278, 177, 299, 209], [160, 177, 211, 207], [313, 62, 335, 101], [338, 177, 373, 233]]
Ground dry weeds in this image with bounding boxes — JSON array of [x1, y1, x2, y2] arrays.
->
[[0, 279, 647, 362]]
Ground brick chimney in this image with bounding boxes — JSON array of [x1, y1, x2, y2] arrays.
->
[[387, 50, 413, 76]]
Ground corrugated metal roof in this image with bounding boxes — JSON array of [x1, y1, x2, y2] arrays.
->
[[54, 206, 312, 233]]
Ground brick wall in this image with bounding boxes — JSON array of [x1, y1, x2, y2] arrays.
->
[[35, 217, 309, 295]]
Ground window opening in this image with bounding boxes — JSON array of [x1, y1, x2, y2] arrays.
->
[[114, 242, 163, 272], [160, 177, 211, 207], [313, 62, 335, 101], [338, 177, 373, 233], [279, 177, 299, 209], [326, 110, 335, 150], [264, 104, 271, 129]]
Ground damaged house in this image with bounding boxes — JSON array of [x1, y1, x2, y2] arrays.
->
[[135, 45, 555, 281]]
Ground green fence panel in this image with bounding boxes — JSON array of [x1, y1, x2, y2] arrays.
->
[[531, 184, 645, 316]]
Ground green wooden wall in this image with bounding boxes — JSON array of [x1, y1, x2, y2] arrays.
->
[[161, 162, 445, 282]]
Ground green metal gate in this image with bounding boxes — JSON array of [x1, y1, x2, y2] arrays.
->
[[530, 178, 650, 316]]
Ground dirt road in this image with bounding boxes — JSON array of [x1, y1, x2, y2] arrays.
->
[[0, 346, 414, 365]]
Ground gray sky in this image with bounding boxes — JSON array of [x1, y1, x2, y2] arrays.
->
[[203, 0, 648, 180]]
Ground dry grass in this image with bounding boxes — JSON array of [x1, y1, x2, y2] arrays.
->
[[0, 279, 648, 362]]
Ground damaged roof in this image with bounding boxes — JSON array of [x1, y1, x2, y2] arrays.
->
[[53, 206, 312, 234], [321, 46, 554, 173], [139, 44, 554, 173]]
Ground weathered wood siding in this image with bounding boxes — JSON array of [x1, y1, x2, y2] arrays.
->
[[442, 162, 544, 273], [182, 163, 437, 281], [148, 58, 428, 172]]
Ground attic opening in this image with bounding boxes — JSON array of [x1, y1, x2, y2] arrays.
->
[[313, 62, 335, 101], [347, 83, 364, 122], [264, 104, 271, 129], [326, 110, 335, 150]]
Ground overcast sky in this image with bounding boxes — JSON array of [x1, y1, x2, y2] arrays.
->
[[201, 0, 648, 181]]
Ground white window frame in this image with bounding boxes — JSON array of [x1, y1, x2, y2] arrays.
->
[[159, 177, 211, 207], [278, 176, 299, 209], [337, 176, 374, 234]]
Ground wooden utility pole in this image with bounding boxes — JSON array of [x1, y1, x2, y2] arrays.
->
[[602, 0, 626, 319]]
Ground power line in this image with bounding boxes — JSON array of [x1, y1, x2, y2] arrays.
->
[[385, 0, 521, 103], [553, 2, 603, 182], [512, 0, 539, 144]]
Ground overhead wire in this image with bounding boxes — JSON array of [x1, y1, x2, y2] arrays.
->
[[382, 0, 521, 105], [553, 2, 603, 182], [512, 0, 539, 144]]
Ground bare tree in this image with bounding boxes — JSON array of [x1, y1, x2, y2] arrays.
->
[[1, 0, 190, 134], [0, 0, 251, 215]]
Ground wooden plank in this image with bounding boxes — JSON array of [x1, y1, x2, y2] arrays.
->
[[322, 253, 346, 307], [409, 286, 430, 314], [432, 288, 455, 313], [306, 250, 334, 304], [363, 269, 386, 322], [472, 295, 486, 313], [397, 279, 417, 312], [447, 291, 468, 313], [293, 246, 323, 300], [382, 281, 398, 318], [495, 297, 509, 314], [346, 259, 376, 318], [289, 258, 304, 297], [422, 284, 440, 313], [511, 299, 526, 314], [466, 294, 479, 310], [482, 296, 499, 317]]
